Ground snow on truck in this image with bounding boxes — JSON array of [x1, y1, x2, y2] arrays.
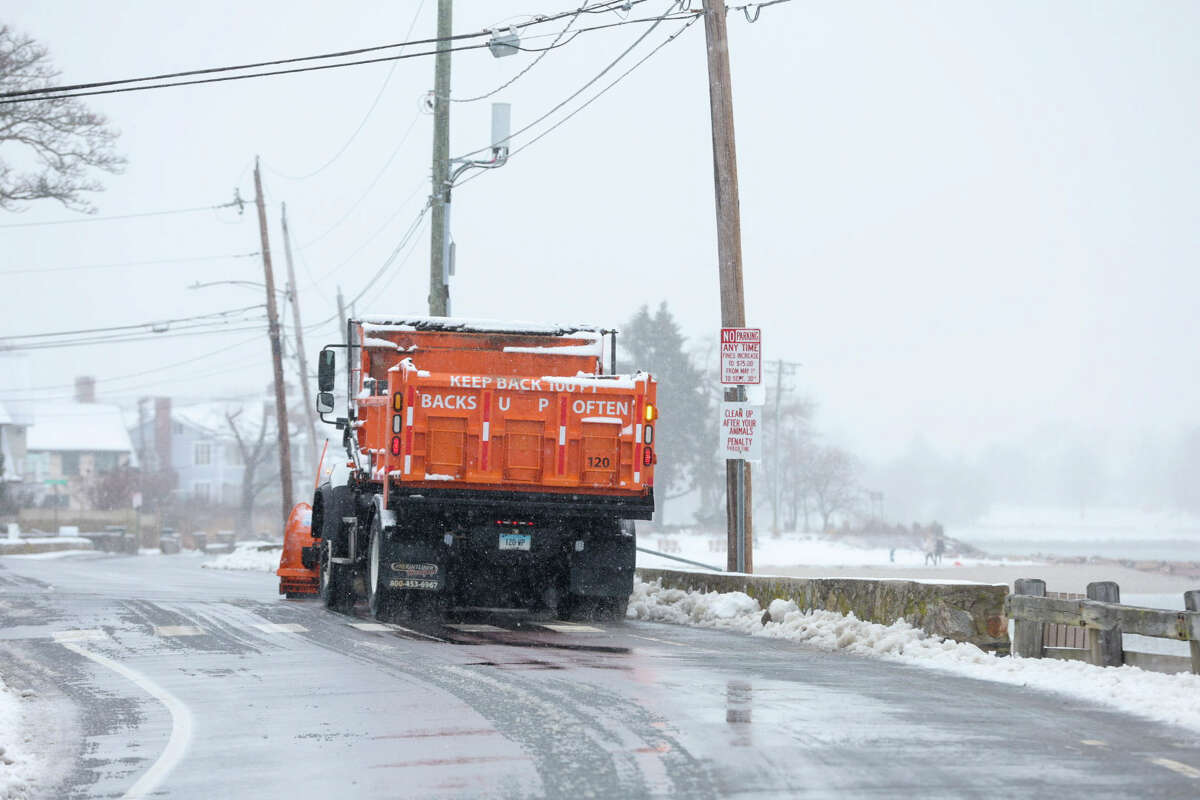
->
[[288, 316, 657, 621]]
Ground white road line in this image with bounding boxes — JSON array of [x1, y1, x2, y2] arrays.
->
[[52, 629, 108, 642], [349, 622, 393, 632], [60, 642, 193, 800], [445, 624, 507, 633], [1080, 740, 1107, 747], [1151, 758, 1200, 779], [252, 623, 306, 634], [385, 623, 449, 643], [154, 626, 204, 637], [539, 623, 603, 633]]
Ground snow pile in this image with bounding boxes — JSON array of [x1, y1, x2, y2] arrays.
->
[[628, 578, 1200, 734], [0, 674, 39, 798], [201, 542, 282, 573]]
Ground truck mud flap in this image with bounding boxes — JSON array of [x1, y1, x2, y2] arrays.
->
[[380, 537, 445, 591], [569, 536, 635, 598]]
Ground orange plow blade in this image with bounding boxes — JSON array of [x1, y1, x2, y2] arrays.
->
[[277, 502, 319, 596]]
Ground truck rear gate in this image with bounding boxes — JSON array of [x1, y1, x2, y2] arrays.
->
[[309, 316, 656, 620]]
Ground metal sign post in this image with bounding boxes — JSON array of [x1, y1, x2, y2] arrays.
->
[[720, 328, 762, 573]]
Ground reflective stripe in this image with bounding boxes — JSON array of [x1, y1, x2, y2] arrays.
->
[[406, 406, 413, 426], [557, 397, 568, 474], [633, 392, 644, 483], [480, 392, 492, 471], [404, 455, 412, 474]]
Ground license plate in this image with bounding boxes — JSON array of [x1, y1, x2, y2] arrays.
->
[[499, 533, 531, 551]]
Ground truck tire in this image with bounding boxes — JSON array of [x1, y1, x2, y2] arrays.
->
[[320, 540, 354, 612], [367, 516, 393, 620]]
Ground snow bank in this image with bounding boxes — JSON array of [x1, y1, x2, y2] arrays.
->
[[201, 542, 281, 573], [0, 674, 40, 798], [628, 578, 1200, 734]]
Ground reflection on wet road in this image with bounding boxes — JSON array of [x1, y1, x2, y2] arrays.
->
[[1, 553, 1199, 799]]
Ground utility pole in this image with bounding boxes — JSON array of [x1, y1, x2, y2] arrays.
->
[[279, 202, 318, 480], [702, 0, 753, 573], [428, 0, 452, 316], [336, 286, 347, 338], [767, 358, 802, 534], [253, 157, 294, 520]]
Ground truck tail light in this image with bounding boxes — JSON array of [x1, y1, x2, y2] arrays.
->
[[392, 415, 402, 433], [392, 392, 403, 411], [390, 436, 402, 456], [642, 446, 653, 466], [644, 403, 656, 422], [643, 425, 653, 444]]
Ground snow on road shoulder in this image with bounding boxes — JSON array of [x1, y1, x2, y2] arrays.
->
[[628, 577, 1200, 734], [201, 542, 282, 572], [0, 674, 40, 799]]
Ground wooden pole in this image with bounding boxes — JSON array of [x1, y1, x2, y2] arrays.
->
[[1012, 578, 1046, 658], [280, 203, 318, 481], [1086, 581, 1123, 667], [428, 0, 452, 316], [702, 0, 752, 573], [253, 158, 294, 520], [1186, 590, 1200, 675], [336, 286, 347, 338]]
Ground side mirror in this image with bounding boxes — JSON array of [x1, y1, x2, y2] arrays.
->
[[317, 349, 336, 392], [316, 392, 334, 414]]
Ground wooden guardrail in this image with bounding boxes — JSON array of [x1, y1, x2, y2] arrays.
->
[[1005, 579, 1200, 674]]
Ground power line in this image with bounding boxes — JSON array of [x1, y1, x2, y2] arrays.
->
[[1, 1, 639, 103], [448, 0, 607, 103], [295, 110, 423, 250], [456, 8, 700, 190], [265, 0, 430, 182], [2, 324, 268, 352], [0, 7, 694, 107], [0, 333, 265, 395], [0, 198, 244, 228], [308, 200, 432, 329], [0, 251, 258, 276], [0, 305, 265, 342], [453, 5, 697, 162]]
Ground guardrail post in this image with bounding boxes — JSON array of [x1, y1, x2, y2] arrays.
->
[[1086, 581, 1123, 667], [1012, 578, 1045, 658], [1186, 590, 1200, 675]]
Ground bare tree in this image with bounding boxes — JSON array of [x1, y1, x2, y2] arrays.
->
[[226, 406, 277, 536], [805, 446, 860, 531], [0, 25, 125, 211]]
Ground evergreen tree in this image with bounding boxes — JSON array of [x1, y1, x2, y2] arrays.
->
[[621, 303, 714, 526]]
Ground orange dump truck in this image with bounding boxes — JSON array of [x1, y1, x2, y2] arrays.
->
[[309, 316, 656, 620]]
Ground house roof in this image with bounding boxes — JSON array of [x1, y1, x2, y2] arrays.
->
[[26, 403, 136, 454]]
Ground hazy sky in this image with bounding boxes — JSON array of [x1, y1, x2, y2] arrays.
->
[[3, 1, 1198, 461]]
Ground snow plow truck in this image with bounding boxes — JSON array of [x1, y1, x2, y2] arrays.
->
[[293, 316, 656, 621]]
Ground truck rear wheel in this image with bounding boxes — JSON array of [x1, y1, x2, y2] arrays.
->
[[367, 517, 393, 620], [320, 540, 354, 612]]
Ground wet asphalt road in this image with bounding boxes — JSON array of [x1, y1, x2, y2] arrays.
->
[[1, 553, 1199, 799]]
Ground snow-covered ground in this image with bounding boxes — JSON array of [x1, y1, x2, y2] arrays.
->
[[201, 542, 282, 573], [635, 529, 1034, 572], [628, 577, 1200, 735], [0, 674, 40, 799]]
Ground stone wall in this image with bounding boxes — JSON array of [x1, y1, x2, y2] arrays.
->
[[636, 568, 1010, 651]]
